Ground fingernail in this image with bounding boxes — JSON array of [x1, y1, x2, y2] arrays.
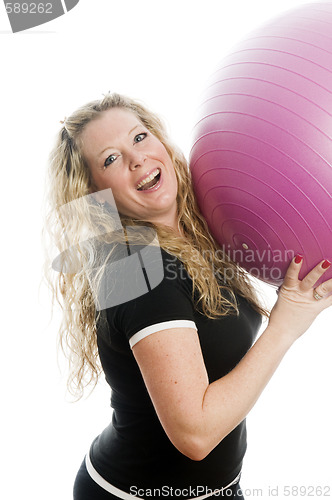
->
[[322, 259, 331, 269], [294, 254, 303, 264]]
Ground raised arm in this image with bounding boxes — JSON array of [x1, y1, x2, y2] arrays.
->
[[132, 257, 332, 461]]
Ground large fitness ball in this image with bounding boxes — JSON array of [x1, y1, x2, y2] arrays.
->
[[190, 2, 332, 287]]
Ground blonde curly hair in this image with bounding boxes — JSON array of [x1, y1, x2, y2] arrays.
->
[[44, 92, 268, 400]]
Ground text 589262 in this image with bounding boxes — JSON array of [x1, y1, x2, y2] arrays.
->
[[5, 3, 53, 14]]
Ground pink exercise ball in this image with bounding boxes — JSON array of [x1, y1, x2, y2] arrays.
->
[[190, 2, 332, 287]]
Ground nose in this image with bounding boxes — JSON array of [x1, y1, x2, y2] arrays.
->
[[128, 150, 147, 171]]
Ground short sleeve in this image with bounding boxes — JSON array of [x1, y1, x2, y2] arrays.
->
[[106, 249, 198, 349]]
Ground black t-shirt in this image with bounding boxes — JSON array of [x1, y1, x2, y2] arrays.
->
[[89, 247, 262, 498]]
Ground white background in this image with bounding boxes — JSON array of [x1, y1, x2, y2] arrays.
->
[[1, 1, 331, 499]]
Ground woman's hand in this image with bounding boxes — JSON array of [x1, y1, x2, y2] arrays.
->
[[268, 255, 332, 342]]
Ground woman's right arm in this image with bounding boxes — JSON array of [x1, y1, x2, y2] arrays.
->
[[132, 256, 332, 461]]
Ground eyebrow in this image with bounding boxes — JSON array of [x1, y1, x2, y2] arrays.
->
[[97, 124, 141, 158]]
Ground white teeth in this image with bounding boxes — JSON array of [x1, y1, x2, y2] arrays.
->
[[136, 169, 160, 190]]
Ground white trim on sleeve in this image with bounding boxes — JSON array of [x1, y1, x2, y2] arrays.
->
[[129, 320, 197, 349]]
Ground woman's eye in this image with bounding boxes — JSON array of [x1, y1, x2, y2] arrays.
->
[[104, 154, 117, 168], [134, 132, 147, 143]]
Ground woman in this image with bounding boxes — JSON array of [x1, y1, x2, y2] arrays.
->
[[45, 93, 332, 500]]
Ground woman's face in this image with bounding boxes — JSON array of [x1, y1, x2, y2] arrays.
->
[[80, 108, 179, 230]]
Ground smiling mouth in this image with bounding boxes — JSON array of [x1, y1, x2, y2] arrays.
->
[[136, 169, 161, 191]]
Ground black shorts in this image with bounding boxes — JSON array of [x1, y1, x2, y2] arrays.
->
[[73, 458, 245, 500]]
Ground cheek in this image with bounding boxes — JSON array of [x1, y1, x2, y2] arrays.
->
[[170, 165, 178, 189], [104, 174, 134, 212], [102, 170, 126, 192], [153, 139, 170, 159], [157, 147, 176, 179]]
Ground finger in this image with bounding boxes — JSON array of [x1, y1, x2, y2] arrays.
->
[[314, 277, 332, 298], [282, 254, 304, 288], [300, 259, 331, 291]]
